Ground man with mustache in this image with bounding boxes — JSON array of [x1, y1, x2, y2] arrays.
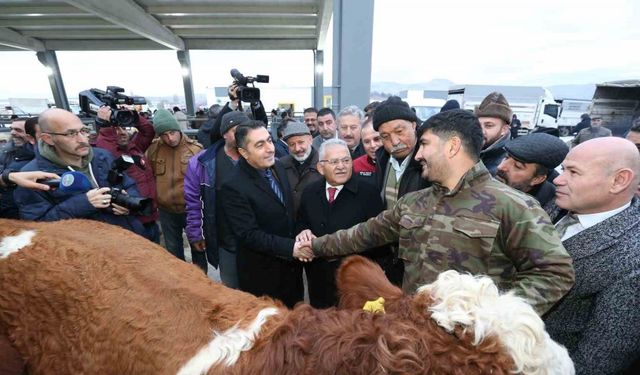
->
[[370, 96, 431, 284], [95, 106, 160, 242], [14, 108, 148, 238], [279, 121, 322, 216], [337, 105, 365, 159], [298, 110, 575, 315], [496, 133, 569, 207]]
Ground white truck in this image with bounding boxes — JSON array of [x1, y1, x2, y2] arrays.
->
[[555, 98, 592, 136], [399, 89, 447, 121], [447, 85, 560, 134], [589, 80, 640, 136]]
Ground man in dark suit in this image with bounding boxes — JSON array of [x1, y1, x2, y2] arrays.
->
[[544, 137, 640, 375], [221, 121, 307, 308], [296, 138, 389, 308]]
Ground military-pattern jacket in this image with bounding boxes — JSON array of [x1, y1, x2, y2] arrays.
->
[[313, 161, 575, 315]]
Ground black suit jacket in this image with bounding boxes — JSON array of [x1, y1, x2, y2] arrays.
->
[[221, 158, 302, 307], [222, 158, 296, 258], [297, 176, 386, 253]]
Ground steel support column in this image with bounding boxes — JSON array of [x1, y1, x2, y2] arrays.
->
[[331, 0, 374, 111], [313, 49, 324, 109], [36, 50, 69, 110], [177, 50, 195, 115]]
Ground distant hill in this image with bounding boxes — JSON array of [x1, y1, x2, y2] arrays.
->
[[371, 79, 454, 95]]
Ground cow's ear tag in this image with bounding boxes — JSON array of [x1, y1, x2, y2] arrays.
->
[[362, 297, 386, 314]]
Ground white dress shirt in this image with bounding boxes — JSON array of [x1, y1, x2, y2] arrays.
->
[[558, 202, 631, 241]]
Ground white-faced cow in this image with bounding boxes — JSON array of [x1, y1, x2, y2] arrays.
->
[[0, 219, 573, 374]]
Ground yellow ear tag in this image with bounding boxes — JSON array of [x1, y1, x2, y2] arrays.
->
[[362, 297, 386, 314]]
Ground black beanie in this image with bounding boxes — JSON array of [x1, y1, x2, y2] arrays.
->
[[440, 99, 460, 112], [372, 96, 419, 131]]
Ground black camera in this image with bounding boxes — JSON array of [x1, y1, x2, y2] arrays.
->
[[79, 86, 146, 127], [230, 69, 269, 103], [109, 187, 152, 216], [107, 155, 152, 215]]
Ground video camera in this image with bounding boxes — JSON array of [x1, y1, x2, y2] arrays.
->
[[107, 155, 152, 215], [79, 86, 146, 127], [230, 69, 269, 103]]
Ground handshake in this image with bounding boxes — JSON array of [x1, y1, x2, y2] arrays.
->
[[292, 229, 316, 262]]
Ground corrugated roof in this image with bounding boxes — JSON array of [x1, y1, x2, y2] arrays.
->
[[0, 0, 332, 51]]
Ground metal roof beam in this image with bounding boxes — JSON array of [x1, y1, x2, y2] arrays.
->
[[41, 38, 316, 51], [0, 27, 45, 51], [147, 4, 317, 15], [316, 0, 333, 49], [63, 0, 185, 50]]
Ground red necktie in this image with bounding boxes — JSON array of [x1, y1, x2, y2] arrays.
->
[[328, 187, 338, 204]]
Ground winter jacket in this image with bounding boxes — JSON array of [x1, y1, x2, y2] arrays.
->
[[146, 134, 202, 214], [15, 147, 147, 238], [95, 116, 158, 224], [184, 140, 225, 267]]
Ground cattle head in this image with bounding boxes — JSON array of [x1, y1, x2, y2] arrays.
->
[[336, 256, 575, 375]]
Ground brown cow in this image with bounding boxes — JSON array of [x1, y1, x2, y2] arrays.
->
[[0, 219, 573, 374]]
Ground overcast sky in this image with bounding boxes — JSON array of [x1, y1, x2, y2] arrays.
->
[[1, 0, 639, 100]]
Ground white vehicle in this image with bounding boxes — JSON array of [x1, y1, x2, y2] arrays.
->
[[399, 89, 446, 121], [447, 85, 560, 132], [555, 98, 591, 136]]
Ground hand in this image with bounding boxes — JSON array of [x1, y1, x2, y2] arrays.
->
[[86, 187, 112, 209], [8, 171, 59, 190], [191, 240, 206, 252], [296, 229, 316, 242], [111, 202, 130, 216], [228, 83, 239, 102], [293, 240, 314, 262], [97, 106, 112, 122]]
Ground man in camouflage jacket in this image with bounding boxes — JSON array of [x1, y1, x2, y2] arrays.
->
[[306, 110, 575, 315]]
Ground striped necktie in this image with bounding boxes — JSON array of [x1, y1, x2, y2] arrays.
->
[[264, 169, 284, 203]]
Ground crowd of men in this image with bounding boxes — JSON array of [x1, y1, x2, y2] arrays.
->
[[1, 84, 639, 374]]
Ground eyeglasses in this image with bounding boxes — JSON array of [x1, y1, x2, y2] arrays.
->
[[320, 157, 352, 166], [44, 127, 92, 138]]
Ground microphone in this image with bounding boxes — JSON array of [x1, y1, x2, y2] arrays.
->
[[39, 171, 92, 193]]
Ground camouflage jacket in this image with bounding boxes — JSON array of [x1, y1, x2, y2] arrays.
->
[[313, 161, 575, 315]]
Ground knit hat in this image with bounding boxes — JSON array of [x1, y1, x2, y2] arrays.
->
[[372, 96, 419, 131], [282, 121, 311, 140], [475, 92, 513, 125], [504, 133, 569, 169], [440, 99, 460, 112], [152, 109, 181, 136], [220, 111, 251, 136]]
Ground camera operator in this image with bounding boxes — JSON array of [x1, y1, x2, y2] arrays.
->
[[14, 108, 148, 238], [209, 79, 269, 146], [95, 106, 160, 242]]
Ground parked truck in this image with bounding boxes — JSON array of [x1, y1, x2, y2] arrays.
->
[[447, 85, 560, 134], [589, 80, 640, 136], [555, 98, 592, 136], [399, 89, 447, 121]]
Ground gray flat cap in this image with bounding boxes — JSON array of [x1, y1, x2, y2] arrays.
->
[[504, 133, 569, 169], [282, 121, 311, 140]]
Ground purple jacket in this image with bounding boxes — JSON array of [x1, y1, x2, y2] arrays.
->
[[184, 140, 225, 267]]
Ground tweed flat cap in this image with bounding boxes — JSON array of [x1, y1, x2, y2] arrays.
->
[[504, 133, 569, 169], [282, 121, 311, 140]]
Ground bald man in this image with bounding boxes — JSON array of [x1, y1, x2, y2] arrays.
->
[[544, 137, 640, 374], [14, 109, 149, 238]]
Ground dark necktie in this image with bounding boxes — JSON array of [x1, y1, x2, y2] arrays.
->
[[328, 187, 338, 204], [264, 169, 284, 203]]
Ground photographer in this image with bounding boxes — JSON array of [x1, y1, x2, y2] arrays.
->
[[95, 106, 160, 242], [209, 71, 269, 145], [14, 109, 148, 238]]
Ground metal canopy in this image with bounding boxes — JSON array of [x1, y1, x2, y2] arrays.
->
[[0, 0, 333, 51]]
